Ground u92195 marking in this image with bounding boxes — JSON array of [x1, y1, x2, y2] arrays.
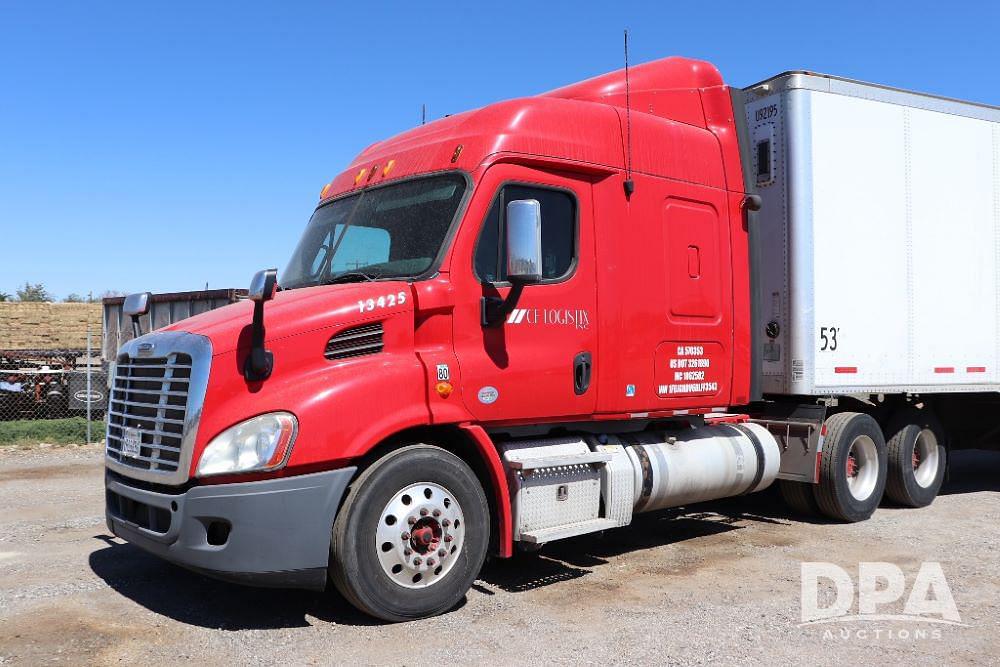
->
[[358, 291, 407, 314]]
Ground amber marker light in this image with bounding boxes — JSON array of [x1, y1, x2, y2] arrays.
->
[[435, 381, 453, 398], [354, 168, 367, 185], [383, 159, 395, 177]]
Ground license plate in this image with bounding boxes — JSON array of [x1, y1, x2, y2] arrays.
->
[[121, 427, 142, 458]]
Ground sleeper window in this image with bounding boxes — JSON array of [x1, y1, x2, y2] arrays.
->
[[474, 185, 576, 283]]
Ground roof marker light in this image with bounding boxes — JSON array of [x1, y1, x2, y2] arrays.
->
[[354, 168, 367, 185], [369, 165, 379, 181], [320, 183, 331, 198], [383, 160, 395, 177]]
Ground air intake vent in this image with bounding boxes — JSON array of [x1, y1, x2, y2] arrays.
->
[[325, 323, 384, 360]]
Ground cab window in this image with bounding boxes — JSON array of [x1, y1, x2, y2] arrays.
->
[[474, 184, 576, 283]]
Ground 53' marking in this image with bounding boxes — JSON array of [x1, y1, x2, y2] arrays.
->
[[819, 326, 839, 351], [358, 291, 407, 314]]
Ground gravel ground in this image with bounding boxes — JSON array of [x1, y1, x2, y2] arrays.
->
[[1, 444, 998, 665]]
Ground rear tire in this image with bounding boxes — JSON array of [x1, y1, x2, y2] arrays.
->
[[329, 444, 489, 622], [884, 410, 946, 508], [779, 480, 820, 517], [814, 412, 887, 522]]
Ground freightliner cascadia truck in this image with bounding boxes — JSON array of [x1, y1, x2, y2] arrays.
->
[[104, 57, 1000, 621]]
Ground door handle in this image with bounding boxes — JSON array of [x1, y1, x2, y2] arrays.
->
[[573, 352, 592, 395]]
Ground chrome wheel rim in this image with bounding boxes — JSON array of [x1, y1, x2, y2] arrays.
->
[[375, 482, 465, 589], [845, 435, 879, 501], [912, 428, 940, 488]]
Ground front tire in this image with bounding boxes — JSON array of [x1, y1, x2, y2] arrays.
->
[[814, 412, 887, 522], [884, 410, 946, 508], [330, 444, 489, 622]]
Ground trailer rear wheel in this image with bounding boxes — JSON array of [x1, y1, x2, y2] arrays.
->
[[884, 410, 946, 508], [814, 412, 887, 522], [329, 444, 489, 622], [778, 480, 820, 517]]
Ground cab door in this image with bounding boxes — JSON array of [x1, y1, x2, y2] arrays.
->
[[451, 164, 598, 422]]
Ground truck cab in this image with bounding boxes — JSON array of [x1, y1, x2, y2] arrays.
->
[[106, 56, 965, 621]]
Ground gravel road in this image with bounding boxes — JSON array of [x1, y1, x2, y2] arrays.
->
[[1, 444, 998, 665]]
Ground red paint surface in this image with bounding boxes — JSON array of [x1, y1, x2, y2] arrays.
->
[[163, 57, 752, 554]]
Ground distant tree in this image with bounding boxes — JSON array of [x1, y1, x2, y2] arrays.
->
[[0, 292, 10, 302], [99, 289, 126, 300], [16, 282, 52, 302], [64, 293, 85, 302]]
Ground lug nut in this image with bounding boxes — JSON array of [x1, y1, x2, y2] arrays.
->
[[432, 509, 441, 517], [413, 557, 422, 565], [438, 548, 447, 557], [419, 508, 428, 516], [427, 558, 436, 566], [444, 534, 453, 542], [442, 519, 451, 527], [404, 548, 412, 556], [401, 532, 410, 540], [407, 516, 417, 525]]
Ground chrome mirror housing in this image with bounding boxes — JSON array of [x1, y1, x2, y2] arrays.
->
[[505, 199, 543, 284]]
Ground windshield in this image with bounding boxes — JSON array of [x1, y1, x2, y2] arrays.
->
[[282, 173, 467, 289]]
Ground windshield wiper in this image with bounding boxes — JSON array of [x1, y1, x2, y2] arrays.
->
[[321, 270, 383, 285]]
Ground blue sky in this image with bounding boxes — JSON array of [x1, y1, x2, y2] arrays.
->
[[2, 1, 998, 300]]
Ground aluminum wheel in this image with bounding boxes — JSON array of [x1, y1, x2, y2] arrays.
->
[[845, 435, 879, 501], [375, 482, 465, 589], [912, 428, 941, 489]]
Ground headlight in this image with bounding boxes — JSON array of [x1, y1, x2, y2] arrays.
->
[[196, 412, 298, 477]]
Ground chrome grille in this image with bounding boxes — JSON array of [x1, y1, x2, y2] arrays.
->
[[106, 352, 192, 473], [325, 323, 383, 360]]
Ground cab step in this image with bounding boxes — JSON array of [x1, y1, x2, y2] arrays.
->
[[506, 451, 612, 471], [519, 518, 620, 544]]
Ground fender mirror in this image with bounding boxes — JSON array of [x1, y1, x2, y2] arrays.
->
[[122, 292, 152, 338], [249, 268, 278, 302], [245, 268, 278, 381]]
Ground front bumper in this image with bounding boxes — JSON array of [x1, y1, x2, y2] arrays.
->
[[105, 467, 356, 590]]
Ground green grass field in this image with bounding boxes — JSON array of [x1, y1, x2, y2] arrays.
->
[[0, 417, 105, 447]]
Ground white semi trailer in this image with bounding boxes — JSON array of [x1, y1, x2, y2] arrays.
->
[[734, 71, 1000, 518]]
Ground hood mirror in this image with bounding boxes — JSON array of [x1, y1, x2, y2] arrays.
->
[[123, 292, 152, 338], [249, 268, 278, 302], [244, 268, 278, 382]]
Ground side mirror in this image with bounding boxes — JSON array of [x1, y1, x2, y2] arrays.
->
[[482, 200, 543, 327], [249, 268, 278, 302], [505, 199, 543, 284], [123, 292, 151, 317], [123, 292, 152, 338]]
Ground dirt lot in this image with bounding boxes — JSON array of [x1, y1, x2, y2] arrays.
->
[[1, 445, 998, 666]]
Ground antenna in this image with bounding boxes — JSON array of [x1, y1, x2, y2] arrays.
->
[[623, 29, 635, 198], [422, 103, 426, 125]]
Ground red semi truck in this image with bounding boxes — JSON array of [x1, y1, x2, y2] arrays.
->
[[104, 57, 1000, 621]]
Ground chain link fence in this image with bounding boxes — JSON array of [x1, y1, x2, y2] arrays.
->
[[0, 330, 106, 447]]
